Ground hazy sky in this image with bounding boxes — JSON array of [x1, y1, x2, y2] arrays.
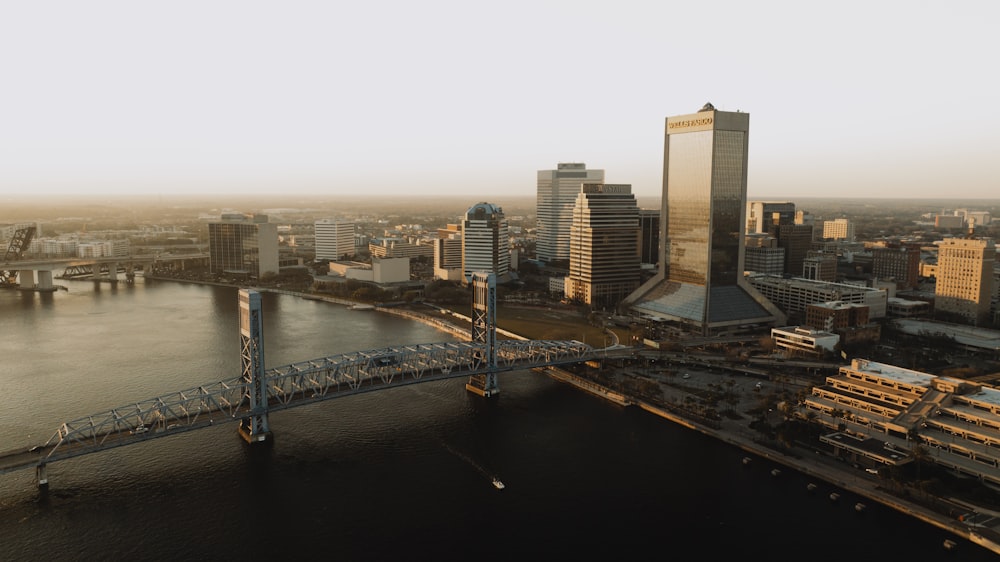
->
[[3, 1, 998, 202]]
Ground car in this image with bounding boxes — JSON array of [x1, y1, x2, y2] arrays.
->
[[131, 426, 149, 435], [682, 373, 690, 379]]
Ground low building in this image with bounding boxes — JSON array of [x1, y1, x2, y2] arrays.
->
[[771, 326, 839, 356]]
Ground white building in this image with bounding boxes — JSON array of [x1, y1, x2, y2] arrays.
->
[[314, 219, 356, 261], [771, 326, 839, 356]]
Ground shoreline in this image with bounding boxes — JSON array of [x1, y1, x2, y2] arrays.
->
[[142, 276, 1000, 554]]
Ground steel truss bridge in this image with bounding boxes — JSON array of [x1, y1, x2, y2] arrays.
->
[[0, 273, 600, 488]]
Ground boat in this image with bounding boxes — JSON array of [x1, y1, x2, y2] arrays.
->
[[829, 492, 840, 502], [855, 502, 867, 512], [943, 539, 958, 551], [349, 304, 375, 311], [806, 483, 818, 492], [770, 468, 781, 477], [741, 456, 752, 465], [492, 477, 505, 490]]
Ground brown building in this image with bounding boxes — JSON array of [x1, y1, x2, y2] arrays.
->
[[872, 243, 921, 290], [805, 301, 879, 345]]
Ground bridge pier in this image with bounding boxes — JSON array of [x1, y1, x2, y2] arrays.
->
[[18, 269, 35, 289], [36, 463, 48, 489]]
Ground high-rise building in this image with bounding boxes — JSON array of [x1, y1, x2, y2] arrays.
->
[[536, 163, 604, 263], [639, 208, 660, 268], [625, 104, 784, 334], [564, 183, 640, 308], [746, 201, 795, 234], [433, 224, 463, 281], [208, 213, 279, 279], [314, 219, 356, 261], [769, 223, 814, 276], [934, 237, 995, 326], [872, 243, 921, 290], [462, 202, 510, 284]]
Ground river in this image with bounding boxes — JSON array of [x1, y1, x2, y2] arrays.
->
[[0, 279, 995, 560]]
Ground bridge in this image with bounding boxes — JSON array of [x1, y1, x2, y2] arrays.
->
[[0, 273, 601, 488]]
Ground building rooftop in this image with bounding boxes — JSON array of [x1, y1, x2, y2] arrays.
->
[[892, 318, 1000, 351], [849, 358, 936, 388]]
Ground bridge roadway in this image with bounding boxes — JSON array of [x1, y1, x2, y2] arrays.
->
[[0, 338, 596, 477]]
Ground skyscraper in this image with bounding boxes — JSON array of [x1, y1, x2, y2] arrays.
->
[[934, 236, 995, 326], [564, 183, 640, 308], [462, 202, 510, 285], [536, 163, 604, 264], [624, 104, 784, 334]]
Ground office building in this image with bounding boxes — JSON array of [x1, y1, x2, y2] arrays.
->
[[746, 201, 795, 234], [639, 208, 660, 268], [564, 183, 640, 308], [743, 234, 785, 276], [821, 218, 855, 241], [802, 250, 837, 282], [462, 202, 510, 284], [314, 219, 356, 261], [434, 224, 463, 281], [747, 274, 888, 320], [934, 237, 995, 326], [872, 243, 921, 290], [208, 213, 279, 279], [769, 223, 814, 276], [536, 163, 604, 263], [625, 104, 784, 334]]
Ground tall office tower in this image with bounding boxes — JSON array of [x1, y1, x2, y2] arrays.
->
[[208, 213, 279, 279], [872, 243, 921, 289], [625, 104, 785, 334], [462, 202, 510, 285], [745, 201, 795, 234], [639, 208, 661, 267], [536, 163, 605, 263], [934, 237, 995, 326], [822, 218, 855, 241], [564, 183, 641, 308], [314, 219, 356, 261]]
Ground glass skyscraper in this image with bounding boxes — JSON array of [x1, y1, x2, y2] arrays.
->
[[536, 163, 604, 264], [624, 104, 784, 334]]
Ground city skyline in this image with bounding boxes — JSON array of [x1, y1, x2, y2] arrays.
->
[[2, 2, 998, 201]]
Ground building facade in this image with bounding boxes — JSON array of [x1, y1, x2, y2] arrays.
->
[[639, 208, 660, 268], [821, 218, 855, 241], [462, 202, 510, 285], [625, 104, 784, 334], [314, 219, 356, 261], [934, 237, 995, 326], [745, 201, 795, 234], [536, 163, 604, 263], [872, 243, 922, 290], [564, 183, 640, 308], [208, 213, 279, 279]]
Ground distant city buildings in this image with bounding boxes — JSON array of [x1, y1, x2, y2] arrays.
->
[[314, 219, 356, 261], [462, 202, 510, 285], [564, 183, 640, 308], [433, 223, 463, 282], [821, 218, 855, 241], [745, 201, 795, 234], [625, 103, 785, 334], [207, 213, 279, 279], [536, 163, 604, 263]]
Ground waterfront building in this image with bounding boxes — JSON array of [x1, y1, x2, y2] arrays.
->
[[314, 219, 356, 261], [536, 163, 604, 263], [770, 326, 839, 356], [800, 358, 1000, 486], [207, 213, 279, 279], [462, 202, 510, 285], [934, 237, 995, 326], [625, 104, 784, 334], [369, 237, 434, 260], [564, 183, 640, 308], [745, 201, 795, 234]]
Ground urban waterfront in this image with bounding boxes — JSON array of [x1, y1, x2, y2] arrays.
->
[[0, 280, 996, 560]]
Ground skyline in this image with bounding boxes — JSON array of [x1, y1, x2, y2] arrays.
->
[[2, 1, 998, 201]]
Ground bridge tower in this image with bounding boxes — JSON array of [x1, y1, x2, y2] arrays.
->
[[238, 289, 272, 444], [465, 272, 499, 397]]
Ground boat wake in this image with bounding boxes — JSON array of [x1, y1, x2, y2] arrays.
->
[[440, 441, 503, 490]]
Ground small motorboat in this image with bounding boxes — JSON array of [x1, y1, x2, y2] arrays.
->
[[492, 477, 505, 490]]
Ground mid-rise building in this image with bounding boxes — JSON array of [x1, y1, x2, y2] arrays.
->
[[746, 201, 795, 234], [536, 163, 604, 263], [433, 224, 463, 281], [625, 104, 785, 334], [462, 202, 510, 285], [369, 237, 434, 260], [747, 274, 888, 320], [802, 250, 837, 282], [314, 219, 356, 261], [768, 223, 814, 276], [872, 243, 921, 290], [743, 234, 784, 276], [821, 218, 855, 241], [208, 213, 279, 279], [934, 237, 995, 326], [564, 183, 640, 308]]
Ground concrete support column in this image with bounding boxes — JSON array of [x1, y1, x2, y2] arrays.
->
[[108, 262, 119, 282], [36, 270, 54, 290], [18, 270, 35, 288], [36, 464, 48, 489]]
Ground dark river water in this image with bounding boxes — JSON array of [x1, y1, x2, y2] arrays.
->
[[0, 279, 995, 561]]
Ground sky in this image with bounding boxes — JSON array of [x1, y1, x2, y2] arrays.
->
[[2, 1, 999, 202]]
